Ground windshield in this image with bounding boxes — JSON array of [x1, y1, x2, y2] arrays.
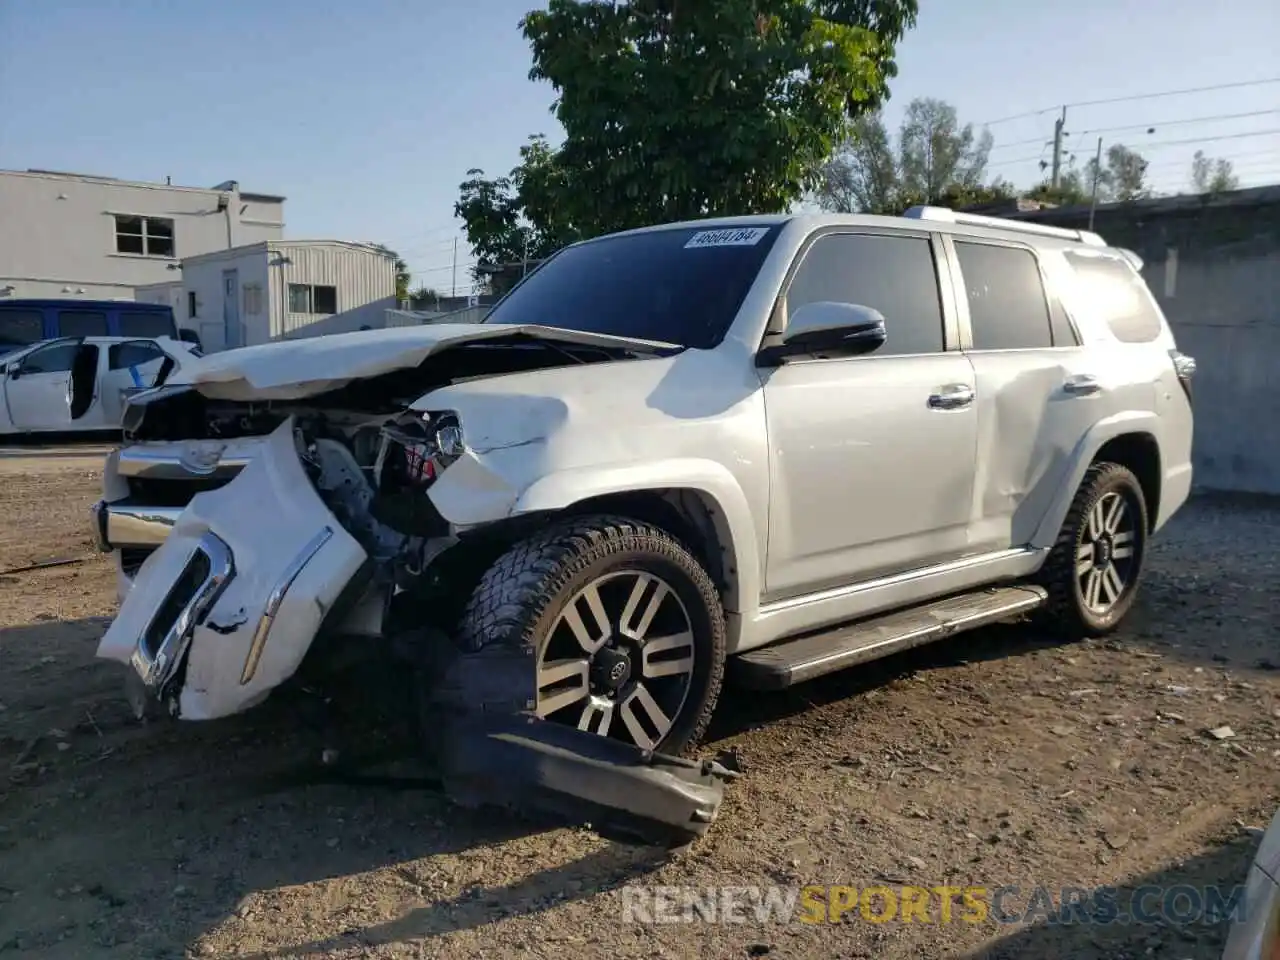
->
[[484, 224, 782, 349]]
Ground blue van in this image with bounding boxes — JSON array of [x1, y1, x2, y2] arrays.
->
[[0, 299, 190, 358]]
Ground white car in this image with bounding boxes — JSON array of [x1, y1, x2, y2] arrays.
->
[[89, 207, 1195, 839], [0, 336, 198, 436]]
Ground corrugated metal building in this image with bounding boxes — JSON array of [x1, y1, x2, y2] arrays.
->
[[141, 240, 395, 351]]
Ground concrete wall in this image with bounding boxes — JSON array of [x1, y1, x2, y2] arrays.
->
[[0, 169, 284, 300], [1016, 188, 1280, 494]]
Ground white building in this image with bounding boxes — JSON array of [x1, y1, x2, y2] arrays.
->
[[0, 168, 285, 301], [137, 240, 396, 351]]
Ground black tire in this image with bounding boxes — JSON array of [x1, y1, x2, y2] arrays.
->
[[433, 514, 727, 755], [1036, 461, 1149, 638]]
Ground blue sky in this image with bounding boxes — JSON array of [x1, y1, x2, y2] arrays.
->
[[2, 0, 1278, 290]]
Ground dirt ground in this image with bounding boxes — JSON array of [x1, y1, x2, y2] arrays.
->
[[1, 454, 1278, 960]]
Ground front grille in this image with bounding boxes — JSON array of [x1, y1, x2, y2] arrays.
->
[[140, 549, 212, 661]]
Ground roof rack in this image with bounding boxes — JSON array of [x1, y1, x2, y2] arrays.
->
[[902, 205, 1107, 247]]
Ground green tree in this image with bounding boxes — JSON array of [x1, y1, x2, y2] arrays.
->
[[1024, 162, 1090, 207], [455, 135, 577, 296], [457, 0, 919, 264], [368, 243, 412, 301], [1086, 143, 1150, 203], [1190, 150, 1240, 194], [815, 98, 1010, 214]]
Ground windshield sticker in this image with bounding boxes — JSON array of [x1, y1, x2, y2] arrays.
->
[[684, 227, 770, 249]]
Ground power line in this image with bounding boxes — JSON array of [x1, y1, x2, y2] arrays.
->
[[989, 108, 1280, 152], [979, 76, 1280, 127], [987, 129, 1280, 168]]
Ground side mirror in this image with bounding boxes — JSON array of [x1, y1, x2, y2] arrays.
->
[[6, 365, 19, 380], [770, 302, 888, 361]]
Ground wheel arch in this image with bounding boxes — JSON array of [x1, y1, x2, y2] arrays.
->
[[1032, 413, 1164, 549], [512, 461, 762, 625]]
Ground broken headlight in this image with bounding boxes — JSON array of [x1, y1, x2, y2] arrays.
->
[[374, 411, 464, 493]]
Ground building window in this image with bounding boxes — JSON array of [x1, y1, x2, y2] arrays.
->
[[114, 215, 176, 257], [243, 283, 264, 316], [288, 283, 338, 315], [188, 291, 198, 319]]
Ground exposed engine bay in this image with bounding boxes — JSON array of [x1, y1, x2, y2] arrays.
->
[[96, 331, 734, 845]]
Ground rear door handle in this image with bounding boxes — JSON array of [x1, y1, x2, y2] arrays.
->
[[928, 383, 975, 410], [1063, 374, 1102, 396]]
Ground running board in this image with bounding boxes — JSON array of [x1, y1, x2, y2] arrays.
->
[[732, 585, 1047, 690]]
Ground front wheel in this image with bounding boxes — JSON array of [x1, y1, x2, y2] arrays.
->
[[1037, 462, 1150, 637], [438, 515, 727, 755]]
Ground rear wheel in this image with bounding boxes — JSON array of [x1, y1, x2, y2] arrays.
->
[[436, 515, 727, 755], [1038, 462, 1149, 637]]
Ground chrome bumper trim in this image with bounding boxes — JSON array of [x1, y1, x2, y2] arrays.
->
[[92, 500, 183, 550], [131, 532, 235, 691], [116, 438, 265, 480], [240, 526, 335, 685]]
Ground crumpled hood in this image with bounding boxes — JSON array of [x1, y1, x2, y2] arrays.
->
[[167, 322, 678, 400]]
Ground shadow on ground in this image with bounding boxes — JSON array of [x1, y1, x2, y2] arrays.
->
[[967, 831, 1259, 959], [0, 618, 671, 957]]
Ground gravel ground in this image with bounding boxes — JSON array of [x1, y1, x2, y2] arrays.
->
[[1, 459, 1278, 959]]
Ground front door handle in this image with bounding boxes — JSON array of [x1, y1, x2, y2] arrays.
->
[[928, 383, 975, 410], [1063, 374, 1102, 396]]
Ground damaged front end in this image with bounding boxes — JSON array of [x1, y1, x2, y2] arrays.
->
[[96, 381, 733, 843]]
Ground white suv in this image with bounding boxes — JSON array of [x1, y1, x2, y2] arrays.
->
[[93, 206, 1195, 764]]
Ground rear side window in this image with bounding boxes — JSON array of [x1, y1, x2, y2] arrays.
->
[[785, 233, 945, 355], [109, 341, 166, 370], [118, 310, 174, 338], [954, 241, 1053, 350], [58, 310, 109, 337], [0, 309, 44, 350], [1064, 251, 1164, 343]]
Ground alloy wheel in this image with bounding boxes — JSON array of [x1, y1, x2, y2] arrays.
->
[[1075, 490, 1140, 614], [535, 570, 696, 749]]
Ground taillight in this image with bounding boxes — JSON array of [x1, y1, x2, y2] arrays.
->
[[1170, 349, 1195, 402]]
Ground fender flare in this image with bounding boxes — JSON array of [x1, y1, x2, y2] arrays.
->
[[1031, 410, 1162, 548], [513, 458, 762, 619]]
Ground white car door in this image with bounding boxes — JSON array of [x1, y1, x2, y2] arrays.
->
[[2, 339, 84, 431], [100, 340, 170, 425], [760, 229, 978, 602]]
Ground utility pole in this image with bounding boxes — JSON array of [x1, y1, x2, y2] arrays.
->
[[1050, 106, 1067, 189], [450, 237, 458, 299], [521, 233, 529, 278], [1088, 137, 1104, 231]]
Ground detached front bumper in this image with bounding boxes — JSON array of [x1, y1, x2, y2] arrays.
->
[[96, 419, 369, 720]]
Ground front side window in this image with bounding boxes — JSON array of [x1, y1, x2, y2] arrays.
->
[[1063, 251, 1164, 343], [114, 215, 175, 257], [19, 342, 79, 374], [954, 241, 1053, 351], [483, 224, 782, 349], [58, 310, 109, 337], [784, 232, 945, 355]]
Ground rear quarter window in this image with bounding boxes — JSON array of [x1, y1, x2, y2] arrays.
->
[[1063, 251, 1164, 343]]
